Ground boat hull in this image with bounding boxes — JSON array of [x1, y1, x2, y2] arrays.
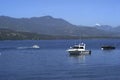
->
[[101, 46, 115, 50], [68, 50, 91, 55]]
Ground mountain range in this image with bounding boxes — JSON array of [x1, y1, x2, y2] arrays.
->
[[0, 15, 120, 39]]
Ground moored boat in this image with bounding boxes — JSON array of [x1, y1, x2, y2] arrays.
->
[[101, 46, 115, 50], [67, 42, 91, 55]]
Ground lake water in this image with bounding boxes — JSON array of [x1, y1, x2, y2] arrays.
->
[[0, 39, 120, 80]]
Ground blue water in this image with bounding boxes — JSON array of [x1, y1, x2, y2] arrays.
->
[[0, 39, 120, 80]]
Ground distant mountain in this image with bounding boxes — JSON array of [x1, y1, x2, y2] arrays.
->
[[0, 28, 89, 40], [95, 24, 113, 31], [0, 28, 57, 40], [0, 15, 119, 38], [112, 26, 120, 33], [0, 16, 76, 35], [95, 24, 120, 34]]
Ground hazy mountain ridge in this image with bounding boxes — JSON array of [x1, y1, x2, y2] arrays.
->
[[0, 28, 93, 40], [94, 24, 120, 36], [112, 26, 120, 33], [94, 25, 113, 31], [0, 16, 76, 35], [0, 28, 57, 40], [0, 15, 119, 39]]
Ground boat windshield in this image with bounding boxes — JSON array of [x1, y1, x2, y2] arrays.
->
[[73, 46, 84, 49]]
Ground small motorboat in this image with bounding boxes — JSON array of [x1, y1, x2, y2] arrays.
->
[[32, 45, 40, 49], [101, 46, 115, 50], [67, 42, 91, 55]]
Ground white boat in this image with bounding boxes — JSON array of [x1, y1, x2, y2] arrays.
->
[[67, 42, 91, 55], [32, 45, 40, 49]]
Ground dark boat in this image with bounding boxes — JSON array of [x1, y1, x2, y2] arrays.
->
[[101, 46, 115, 50]]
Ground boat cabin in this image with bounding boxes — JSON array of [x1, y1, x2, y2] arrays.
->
[[70, 43, 86, 50]]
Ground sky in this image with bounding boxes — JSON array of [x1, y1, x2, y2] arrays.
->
[[0, 0, 120, 26]]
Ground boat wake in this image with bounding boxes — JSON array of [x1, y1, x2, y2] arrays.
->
[[0, 45, 40, 50], [17, 45, 40, 50]]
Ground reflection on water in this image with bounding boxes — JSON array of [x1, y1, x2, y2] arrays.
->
[[69, 54, 91, 64]]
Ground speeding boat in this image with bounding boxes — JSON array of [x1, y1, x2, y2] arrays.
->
[[32, 45, 40, 48], [67, 42, 91, 55]]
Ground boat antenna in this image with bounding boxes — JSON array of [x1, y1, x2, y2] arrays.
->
[[80, 32, 83, 43]]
